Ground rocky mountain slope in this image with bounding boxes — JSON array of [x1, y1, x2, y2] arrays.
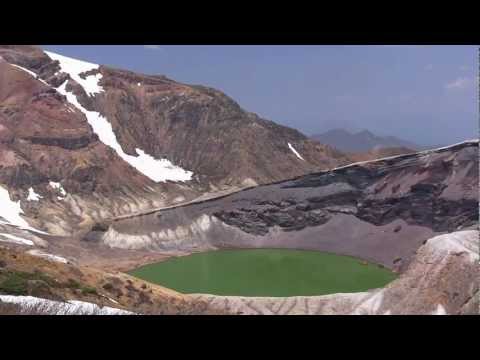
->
[[0, 45, 349, 235], [312, 129, 420, 152]]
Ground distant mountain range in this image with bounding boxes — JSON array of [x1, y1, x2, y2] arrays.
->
[[311, 129, 422, 152]]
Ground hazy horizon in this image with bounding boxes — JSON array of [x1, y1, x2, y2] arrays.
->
[[42, 45, 478, 146]]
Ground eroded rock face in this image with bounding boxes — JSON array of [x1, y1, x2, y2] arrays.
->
[[210, 141, 477, 237], [190, 230, 479, 315], [106, 141, 478, 271]]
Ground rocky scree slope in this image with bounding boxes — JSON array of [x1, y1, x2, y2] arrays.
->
[[0, 45, 348, 235]]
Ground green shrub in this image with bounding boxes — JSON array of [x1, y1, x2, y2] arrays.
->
[[65, 278, 82, 289], [80, 286, 98, 296], [0, 270, 59, 296], [0, 273, 29, 295]]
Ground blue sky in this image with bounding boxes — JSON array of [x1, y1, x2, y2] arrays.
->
[[42, 45, 478, 146]]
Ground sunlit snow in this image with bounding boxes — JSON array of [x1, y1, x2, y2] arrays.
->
[[27, 249, 69, 264], [9, 63, 49, 86], [0, 186, 40, 232], [288, 142, 305, 161], [0, 186, 50, 234], [27, 188, 42, 201], [49, 181, 66, 197], [0, 295, 134, 315], [426, 230, 478, 263], [45, 51, 103, 96], [431, 304, 447, 315], [0, 233, 34, 246]]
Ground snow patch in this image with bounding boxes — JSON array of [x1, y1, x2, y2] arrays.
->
[[0, 295, 134, 315], [27, 249, 69, 264], [49, 181, 66, 197], [241, 178, 258, 187], [45, 51, 103, 96], [0, 186, 48, 234], [0, 233, 34, 246], [426, 230, 478, 263], [27, 187, 42, 202], [431, 304, 447, 315], [288, 142, 305, 161]]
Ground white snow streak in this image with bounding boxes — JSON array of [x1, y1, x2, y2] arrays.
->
[[288, 142, 305, 161], [27, 249, 69, 264], [0, 295, 134, 315], [106, 296, 120, 305], [9, 63, 49, 86], [27, 188, 42, 202], [0, 233, 34, 246], [45, 51, 193, 182]]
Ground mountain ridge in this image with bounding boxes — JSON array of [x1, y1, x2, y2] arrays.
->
[[311, 128, 421, 152]]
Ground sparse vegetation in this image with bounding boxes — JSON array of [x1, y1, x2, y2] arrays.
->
[[80, 286, 98, 296], [0, 269, 59, 296], [65, 278, 81, 289], [0, 273, 28, 295], [62, 278, 98, 296], [0, 268, 102, 302], [0, 248, 226, 315]]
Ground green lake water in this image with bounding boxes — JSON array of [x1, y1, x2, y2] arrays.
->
[[129, 249, 397, 297]]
